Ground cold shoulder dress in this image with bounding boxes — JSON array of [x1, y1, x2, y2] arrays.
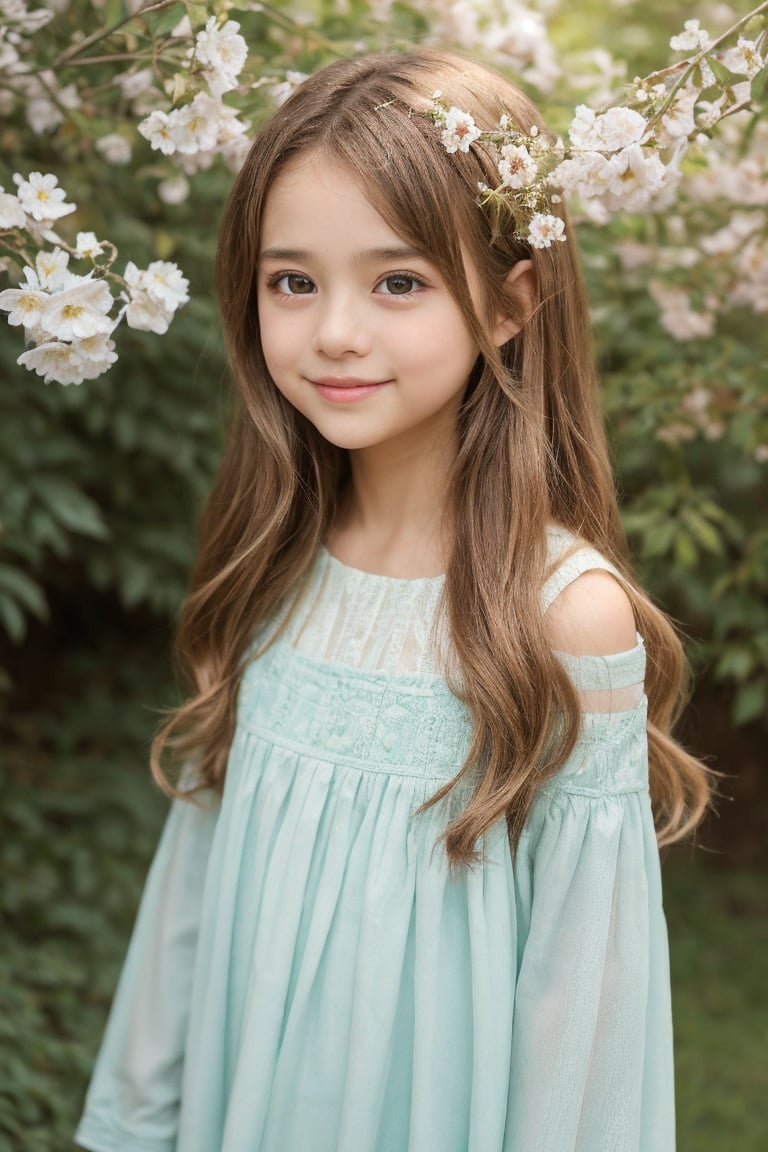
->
[[75, 527, 675, 1152]]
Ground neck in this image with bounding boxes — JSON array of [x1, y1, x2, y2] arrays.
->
[[329, 433, 456, 578]]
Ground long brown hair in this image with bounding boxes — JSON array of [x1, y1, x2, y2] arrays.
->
[[152, 49, 712, 866]]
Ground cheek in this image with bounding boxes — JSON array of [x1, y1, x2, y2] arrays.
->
[[257, 301, 293, 373]]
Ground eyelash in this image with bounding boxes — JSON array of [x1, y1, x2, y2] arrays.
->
[[265, 271, 428, 299]]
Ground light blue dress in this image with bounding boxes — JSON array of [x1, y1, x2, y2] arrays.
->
[[75, 528, 675, 1152]]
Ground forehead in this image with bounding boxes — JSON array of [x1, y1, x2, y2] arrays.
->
[[260, 154, 409, 251]]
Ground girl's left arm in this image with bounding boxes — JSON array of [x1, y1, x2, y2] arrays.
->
[[75, 786, 219, 1152], [506, 711, 675, 1152], [504, 571, 675, 1151]]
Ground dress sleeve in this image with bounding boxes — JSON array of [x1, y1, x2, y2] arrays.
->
[[75, 787, 219, 1152], [505, 643, 676, 1152]]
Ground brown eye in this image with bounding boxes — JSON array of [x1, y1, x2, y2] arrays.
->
[[379, 274, 420, 295], [273, 273, 315, 295]]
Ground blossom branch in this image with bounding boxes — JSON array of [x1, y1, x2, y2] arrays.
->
[[53, 0, 182, 67]]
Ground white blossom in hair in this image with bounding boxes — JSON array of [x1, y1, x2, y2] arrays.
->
[[428, 97, 565, 248], [428, 92, 678, 250]]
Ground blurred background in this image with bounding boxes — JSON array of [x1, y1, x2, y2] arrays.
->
[[1, 1, 766, 1149]]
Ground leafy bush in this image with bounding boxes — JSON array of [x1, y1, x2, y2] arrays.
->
[[1, 0, 766, 715]]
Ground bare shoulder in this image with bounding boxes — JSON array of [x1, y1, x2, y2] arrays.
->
[[544, 569, 637, 657]]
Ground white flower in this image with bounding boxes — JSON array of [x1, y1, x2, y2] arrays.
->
[[590, 107, 648, 151], [669, 19, 711, 53], [123, 293, 173, 334], [615, 240, 653, 270], [28, 247, 76, 291], [169, 93, 222, 154], [1, 0, 54, 32], [116, 67, 154, 100], [73, 332, 119, 379], [549, 151, 614, 198], [40, 275, 115, 341], [433, 2, 559, 92], [497, 143, 537, 189], [0, 30, 20, 76], [440, 106, 482, 154], [74, 231, 105, 259], [568, 104, 647, 152], [527, 213, 566, 248], [140, 93, 242, 158], [13, 172, 76, 223], [123, 260, 189, 333], [16, 328, 119, 385], [606, 144, 668, 210], [18, 341, 86, 386], [696, 96, 727, 130], [219, 132, 251, 173], [0, 284, 49, 331], [701, 212, 762, 255], [95, 133, 132, 165], [141, 260, 189, 310], [193, 17, 248, 97], [722, 38, 764, 80], [157, 175, 190, 204], [648, 280, 715, 340], [0, 185, 26, 228], [138, 109, 176, 155], [26, 97, 63, 134], [660, 86, 699, 142], [24, 73, 79, 135], [269, 71, 309, 107]]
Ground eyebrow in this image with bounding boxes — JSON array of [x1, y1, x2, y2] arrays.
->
[[258, 245, 426, 264]]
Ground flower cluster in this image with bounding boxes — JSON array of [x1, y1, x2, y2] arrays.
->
[[429, 1, 559, 93], [0, 173, 189, 384], [137, 15, 251, 177], [430, 9, 766, 254], [429, 99, 566, 248]]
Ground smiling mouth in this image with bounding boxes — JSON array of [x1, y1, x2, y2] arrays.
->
[[310, 377, 387, 388]]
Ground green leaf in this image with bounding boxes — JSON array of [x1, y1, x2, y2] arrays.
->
[[750, 64, 768, 102], [66, 110, 118, 140], [684, 511, 723, 556], [103, 0, 127, 26], [0, 593, 26, 643], [707, 57, 754, 88], [732, 678, 768, 725], [716, 645, 755, 683], [674, 531, 698, 570], [146, 1, 187, 38], [643, 519, 676, 558], [31, 479, 109, 540], [185, 1, 210, 31], [0, 566, 48, 620]]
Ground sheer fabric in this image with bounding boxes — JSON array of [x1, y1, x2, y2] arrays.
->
[[286, 536, 645, 714]]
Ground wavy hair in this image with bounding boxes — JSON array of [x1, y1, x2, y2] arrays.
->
[[151, 49, 713, 866]]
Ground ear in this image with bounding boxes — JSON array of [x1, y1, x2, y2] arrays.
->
[[492, 259, 536, 347]]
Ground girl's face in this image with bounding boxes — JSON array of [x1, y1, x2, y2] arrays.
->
[[256, 153, 483, 460]]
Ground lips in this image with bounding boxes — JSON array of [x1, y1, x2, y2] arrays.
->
[[310, 377, 385, 388], [308, 376, 391, 404]]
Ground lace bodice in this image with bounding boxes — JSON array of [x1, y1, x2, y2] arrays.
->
[[280, 528, 645, 714], [285, 546, 449, 676]]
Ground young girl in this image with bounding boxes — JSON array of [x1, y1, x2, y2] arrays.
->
[[76, 48, 711, 1152]]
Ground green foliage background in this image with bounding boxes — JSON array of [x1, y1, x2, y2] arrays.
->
[[1, 1, 766, 1150]]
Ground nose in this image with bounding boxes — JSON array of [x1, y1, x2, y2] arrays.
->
[[311, 292, 371, 358]]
